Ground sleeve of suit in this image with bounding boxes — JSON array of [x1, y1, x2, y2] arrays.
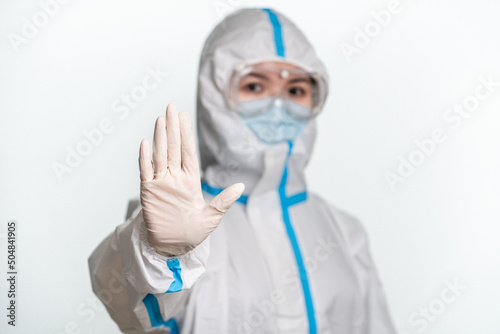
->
[[88, 207, 209, 333]]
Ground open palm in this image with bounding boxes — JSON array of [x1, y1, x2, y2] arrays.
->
[[139, 104, 244, 257]]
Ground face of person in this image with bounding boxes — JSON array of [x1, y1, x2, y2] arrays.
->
[[236, 61, 314, 108]]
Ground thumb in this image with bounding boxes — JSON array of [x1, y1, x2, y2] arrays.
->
[[208, 183, 245, 214]]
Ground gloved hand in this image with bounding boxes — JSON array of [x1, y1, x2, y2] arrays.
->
[[138, 103, 245, 257]]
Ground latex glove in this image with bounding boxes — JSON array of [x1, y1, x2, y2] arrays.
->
[[139, 103, 245, 257]]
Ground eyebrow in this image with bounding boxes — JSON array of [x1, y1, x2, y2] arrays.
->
[[245, 73, 270, 81], [244, 73, 311, 84], [288, 77, 312, 84]]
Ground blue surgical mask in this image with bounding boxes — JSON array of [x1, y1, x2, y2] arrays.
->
[[237, 98, 310, 144]]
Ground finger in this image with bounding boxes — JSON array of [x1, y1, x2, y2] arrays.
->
[[139, 138, 153, 182], [208, 183, 245, 214], [179, 111, 200, 177], [166, 103, 181, 175], [152, 116, 168, 179]]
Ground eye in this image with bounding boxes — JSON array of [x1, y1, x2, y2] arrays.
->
[[242, 82, 263, 93], [289, 86, 305, 96]]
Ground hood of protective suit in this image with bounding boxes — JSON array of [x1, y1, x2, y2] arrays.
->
[[196, 7, 329, 195]]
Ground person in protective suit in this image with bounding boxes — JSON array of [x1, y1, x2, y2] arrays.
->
[[88, 7, 397, 334]]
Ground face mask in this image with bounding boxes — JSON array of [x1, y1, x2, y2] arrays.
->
[[237, 98, 310, 144]]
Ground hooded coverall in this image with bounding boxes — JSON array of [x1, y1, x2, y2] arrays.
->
[[88, 7, 397, 334]]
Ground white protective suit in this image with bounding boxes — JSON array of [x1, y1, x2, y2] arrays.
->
[[88, 7, 397, 334]]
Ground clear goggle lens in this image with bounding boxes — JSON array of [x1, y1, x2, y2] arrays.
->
[[227, 64, 326, 119]]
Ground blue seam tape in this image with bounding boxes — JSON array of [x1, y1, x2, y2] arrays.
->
[[166, 258, 183, 293], [262, 8, 285, 57], [278, 141, 316, 333], [142, 293, 179, 333], [285, 191, 308, 206]]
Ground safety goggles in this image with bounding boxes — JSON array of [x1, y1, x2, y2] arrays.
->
[[227, 64, 326, 119]]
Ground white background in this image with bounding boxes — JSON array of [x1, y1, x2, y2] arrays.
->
[[1, 0, 499, 333]]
